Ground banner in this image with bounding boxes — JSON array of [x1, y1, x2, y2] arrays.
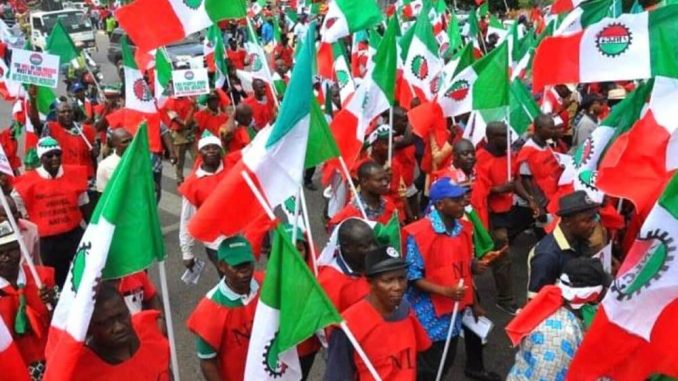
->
[[9, 49, 60, 88], [172, 68, 210, 97]]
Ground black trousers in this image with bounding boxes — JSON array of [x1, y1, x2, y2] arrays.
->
[[40, 227, 84, 288], [417, 326, 485, 380]]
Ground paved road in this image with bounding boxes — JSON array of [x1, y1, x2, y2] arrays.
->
[[3, 31, 538, 380]]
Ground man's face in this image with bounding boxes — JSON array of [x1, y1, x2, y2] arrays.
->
[[199, 144, 222, 166], [235, 108, 253, 127], [0, 241, 20, 280], [555, 84, 572, 99], [253, 80, 266, 99], [435, 196, 466, 220], [488, 129, 507, 152], [57, 103, 74, 127], [229, 40, 237, 50], [372, 138, 389, 160], [89, 297, 135, 348], [564, 209, 599, 241], [361, 167, 390, 196], [591, 100, 603, 116], [454, 145, 476, 172], [40, 150, 62, 173], [393, 112, 408, 134], [116, 134, 132, 156], [370, 269, 407, 312], [220, 261, 254, 295], [275, 61, 287, 76]]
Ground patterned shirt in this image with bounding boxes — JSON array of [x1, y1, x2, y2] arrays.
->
[[352, 194, 386, 221], [507, 307, 584, 381], [405, 209, 464, 342]]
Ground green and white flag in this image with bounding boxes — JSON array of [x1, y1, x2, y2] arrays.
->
[[154, 48, 172, 107], [403, 4, 442, 100], [207, 24, 228, 89], [509, 79, 540, 136], [44, 124, 165, 380], [320, 0, 384, 43], [437, 41, 509, 117], [244, 225, 342, 380], [332, 41, 355, 103], [245, 18, 274, 85], [45, 19, 79, 64], [487, 15, 509, 41]]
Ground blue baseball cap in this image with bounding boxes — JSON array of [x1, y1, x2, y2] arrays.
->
[[429, 177, 466, 202]]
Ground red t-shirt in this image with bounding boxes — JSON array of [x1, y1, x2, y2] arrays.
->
[[194, 109, 229, 137], [227, 48, 247, 70], [243, 95, 275, 130], [273, 45, 294, 68]]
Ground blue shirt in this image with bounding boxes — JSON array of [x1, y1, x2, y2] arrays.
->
[[261, 22, 273, 44], [405, 209, 463, 342]]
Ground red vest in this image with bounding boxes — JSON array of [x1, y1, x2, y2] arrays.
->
[[403, 218, 474, 314], [516, 141, 563, 207], [186, 274, 263, 381], [0, 266, 54, 365], [178, 168, 228, 208], [318, 266, 370, 313], [475, 147, 515, 214], [227, 126, 251, 153], [243, 96, 275, 130], [46, 122, 96, 178], [343, 299, 431, 381], [14, 166, 87, 237], [71, 311, 171, 381]]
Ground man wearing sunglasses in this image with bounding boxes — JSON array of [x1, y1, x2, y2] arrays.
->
[[12, 137, 90, 288]]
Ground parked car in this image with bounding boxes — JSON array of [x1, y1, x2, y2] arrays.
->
[[107, 28, 204, 78]]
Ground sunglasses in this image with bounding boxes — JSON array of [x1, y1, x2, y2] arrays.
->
[[44, 151, 62, 158]]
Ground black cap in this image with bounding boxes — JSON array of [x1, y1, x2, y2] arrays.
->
[[562, 257, 612, 288], [557, 190, 601, 217], [364, 246, 408, 277]]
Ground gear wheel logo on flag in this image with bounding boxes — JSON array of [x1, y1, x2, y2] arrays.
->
[[445, 79, 470, 101], [250, 53, 264, 72], [324, 17, 338, 29], [183, 0, 202, 10], [611, 229, 676, 301], [133, 79, 153, 102], [336, 70, 349, 89], [573, 136, 595, 169], [430, 72, 443, 94], [595, 23, 632, 58], [411, 55, 429, 80], [262, 331, 289, 377]]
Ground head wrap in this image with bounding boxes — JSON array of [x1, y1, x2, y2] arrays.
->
[[37, 137, 61, 158], [198, 130, 222, 150]]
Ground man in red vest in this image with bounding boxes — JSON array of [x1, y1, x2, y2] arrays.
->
[[187, 236, 262, 381], [475, 122, 540, 315], [179, 132, 227, 274], [12, 137, 89, 287], [403, 177, 477, 380], [325, 245, 431, 381], [328, 161, 401, 231], [516, 114, 564, 219], [318, 218, 378, 313], [70, 282, 170, 381], [243, 79, 276, 131], [27, 90, 97, 181], [0, 221, 56, 381], [193, 93, 230, 139]]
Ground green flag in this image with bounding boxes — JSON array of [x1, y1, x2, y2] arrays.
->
[[447, 11, 463, 56], [509, 79, 540, 135], [45, 19, 79, 63], [478, 1, 489, 17], [374, 213, 402, 255], [245, 225, 343, 378], [467, 208, 494, 258], [99, 123, 166, 278], [305, 98, 340, 168]]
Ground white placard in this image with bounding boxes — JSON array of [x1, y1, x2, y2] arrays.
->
[[9, 48, 60, 88], [172, 68, 210, 97]]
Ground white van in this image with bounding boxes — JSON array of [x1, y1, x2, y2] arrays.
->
[[30, 9, 96, 52]]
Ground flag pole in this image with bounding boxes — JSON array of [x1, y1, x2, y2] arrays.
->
[[338, 156, 368, 219], [507, 128, 512, 182], [299, 187, 319, 276], [242, 170, 277, 220], [387, 107, 394, 168], [434, 279, 464, 381], [157, 260, 181, 381], [340, 321, 384, 381], [0, 192, 46, 294], [292, 188, 301, 242]]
